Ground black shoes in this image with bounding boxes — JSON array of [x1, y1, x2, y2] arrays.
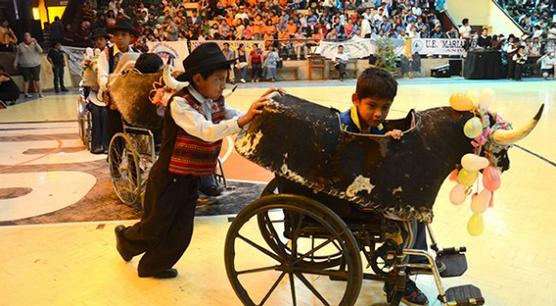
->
[[114, 225, 133, 262], [138, 268, 178, 279], [200, 185, 224, 197]]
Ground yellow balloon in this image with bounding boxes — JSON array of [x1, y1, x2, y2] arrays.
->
[[467, 90, 480, 105], [457, 169, 479, 186], [449, 93, 474, 111], [467, 213, 485, 236]]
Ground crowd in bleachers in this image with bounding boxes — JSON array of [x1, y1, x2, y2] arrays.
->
[[497, 0, 556, 39], [74, 0, 454, 58]]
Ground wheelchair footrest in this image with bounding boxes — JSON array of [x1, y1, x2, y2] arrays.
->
[[437, 249, 468, 278], [445, 284, 485, 305]]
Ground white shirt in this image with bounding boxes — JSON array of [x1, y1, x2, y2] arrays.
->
[[333, 51, 349, 64], [539, 55, 556, 70], [170, 85, 244, 142], [459, 25, 471, 39], [96, 45, 138, 100]]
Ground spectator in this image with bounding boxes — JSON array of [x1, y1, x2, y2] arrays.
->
[[264, 46, 279, 82], [477, 28, 492, 48], [235, 43, 248, 83], [14, 32, 44, 98], [332, 44, 349, 81], [0, 19, 17, 52], [537, 51, 555, 79], [47, 41, 68, 93], [249, 44, 263, 82], [0, 64, 20, 105], [459, 18, 472, 40], [221, 42, 236, 83]]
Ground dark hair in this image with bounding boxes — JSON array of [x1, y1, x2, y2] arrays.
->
[[223, 42, 230, 46], [462, 18, 469, 25], [134, 53, 163, 73], [338, 45, 344, 48], [356, 67, 398, 101], [197, 64, 229, 80]]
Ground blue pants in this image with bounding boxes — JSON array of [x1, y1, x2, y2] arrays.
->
[[409, 221, 428, 263]]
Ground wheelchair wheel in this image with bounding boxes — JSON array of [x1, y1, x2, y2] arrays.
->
[[108, 133, 142, 206], [258, 178, 344, 269], [225, 194, 362, 306]]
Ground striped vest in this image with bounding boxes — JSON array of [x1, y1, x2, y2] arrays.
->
[[168, 91, 226, 176]]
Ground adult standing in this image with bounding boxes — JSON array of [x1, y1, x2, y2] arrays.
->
[[97, 19, 140, 148], [14, 32, 44, 98], [47, 41, 67, 93], [332, 45, 349, 81]]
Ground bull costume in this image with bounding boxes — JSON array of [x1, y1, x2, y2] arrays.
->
[[114, 43, 240, 278], [339, 106, 428, 261]]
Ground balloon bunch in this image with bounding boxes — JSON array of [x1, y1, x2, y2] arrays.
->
[[448, 89, 508, 236]]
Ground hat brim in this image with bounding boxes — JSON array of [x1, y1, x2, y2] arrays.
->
[[176, 58, 237, 82]]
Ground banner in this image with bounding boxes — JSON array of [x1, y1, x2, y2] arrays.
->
[[61, 45, 86, 76], [189, 40, 265, 53], [411, 38, 465, 56], [318, 36, 406, 59], [147, 40, 189, 71]]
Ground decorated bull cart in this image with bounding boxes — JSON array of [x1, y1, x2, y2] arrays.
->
[[224, 93, 543, 305]]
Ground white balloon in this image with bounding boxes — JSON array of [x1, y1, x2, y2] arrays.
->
[[461, 153, 490, 171], [479, 89, 496, 109]]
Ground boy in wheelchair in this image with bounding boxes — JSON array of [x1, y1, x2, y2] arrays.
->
[[339, 67, 429, 306]]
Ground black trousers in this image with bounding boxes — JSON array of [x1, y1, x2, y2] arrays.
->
[[105, 108, 123, 146], [335, 63, 346, 80], [507, 60, 515, 79], [514, 63, 523, 80], [52, 65, 65, 90], [86, 103, 107, 150], [119, 171, 200, 274]]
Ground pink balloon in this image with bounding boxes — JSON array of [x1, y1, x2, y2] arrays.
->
[[450, 184, 467, 205], [482, 166, 501, 192]]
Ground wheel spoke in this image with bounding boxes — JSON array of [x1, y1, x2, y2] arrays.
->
[[294, 272, 331, 306], [289, 214, 305, 258], [238, 234, 282, 263], [289, 272, 297, 306], [292, 231, 344, 266], [237, 264, 282, 275], [258, 271, 286, 306]]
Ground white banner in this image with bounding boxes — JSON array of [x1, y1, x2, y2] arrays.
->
[[147, 40, 189, 71], [61, 45, 86, 76], [411, 38, 465, 56], [318, 36, 406, 59]]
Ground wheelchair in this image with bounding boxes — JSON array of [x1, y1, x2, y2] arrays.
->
[[108, 122, 227, 208], [224, 177, 483, 306]]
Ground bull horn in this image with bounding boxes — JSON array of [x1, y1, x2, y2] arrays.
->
[[163, 65, 189, 90], [492, 104, 544, 145]]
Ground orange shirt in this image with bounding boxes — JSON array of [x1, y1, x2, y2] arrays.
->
[[265, 25, 276, 34], [287, 23, 297, 35], [253, 24, 263, 34], [248, 0, 257, 6]]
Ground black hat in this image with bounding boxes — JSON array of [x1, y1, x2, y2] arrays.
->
[[91, 27, 110, 39], [108, 19, 138, 36], [177, 42, 236, 81]]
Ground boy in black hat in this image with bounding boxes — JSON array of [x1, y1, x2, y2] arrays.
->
[[97, 19, 140, 149], [114, 42, 284, 278]]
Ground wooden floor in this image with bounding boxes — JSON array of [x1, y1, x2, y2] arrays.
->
[[0, 78, 555, 306]]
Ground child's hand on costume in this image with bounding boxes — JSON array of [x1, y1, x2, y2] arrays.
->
[[260, 87, 286, 98], [385, 129, 403, 139], [237, 96, 269, 127]]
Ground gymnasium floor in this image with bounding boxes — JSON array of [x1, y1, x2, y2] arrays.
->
[[0, 78, 555, 306]]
